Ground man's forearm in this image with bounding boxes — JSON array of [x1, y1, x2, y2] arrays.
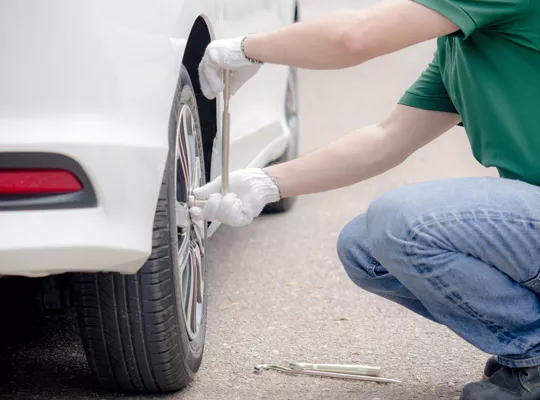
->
[[244, 0, 458, 69], [266, 125, 402, 197], [265, 106, 461, 197], [245, 12, 366, 69]]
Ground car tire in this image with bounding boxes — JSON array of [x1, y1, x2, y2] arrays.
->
[[263, 67, 299, 214], [75, 65, 208, 394]]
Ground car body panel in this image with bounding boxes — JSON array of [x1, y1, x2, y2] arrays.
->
[[0, 0, 295, 276]]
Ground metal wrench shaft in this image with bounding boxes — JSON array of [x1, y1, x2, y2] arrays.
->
[[190, 70, 232, 208], [221, 70, 231, 195]]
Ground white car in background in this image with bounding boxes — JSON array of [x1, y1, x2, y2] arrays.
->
[[0, 0, 299, 393]]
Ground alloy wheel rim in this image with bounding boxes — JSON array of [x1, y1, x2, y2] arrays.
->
[[285, 69, 299, 152], [174, 104, 206, 341], [285, 71, 298, 126]]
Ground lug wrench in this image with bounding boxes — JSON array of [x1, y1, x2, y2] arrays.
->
[[254, 363, 401, 384], [190, 70, 232, 208]]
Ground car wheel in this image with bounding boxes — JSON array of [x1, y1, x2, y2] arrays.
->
[[75, 65, 207, 393], [263, 67, 299, 214]]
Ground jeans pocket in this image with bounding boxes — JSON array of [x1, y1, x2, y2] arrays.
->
[[524, 269, 540, 296]]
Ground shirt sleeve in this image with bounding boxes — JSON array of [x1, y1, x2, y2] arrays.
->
[[411, 0, 529, 38], [398, 50, 457, 114]]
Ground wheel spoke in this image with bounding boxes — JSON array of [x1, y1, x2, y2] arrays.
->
[[185, 253, 195, 335], [175, 140, 181, 163], [176, 154, 189, 201], [178, 233, 190, 274], [191, 222, 205, 254], [191, 242, 204, 303], [181, 109, 192, 180], [176, 116, 187, 171], [191, 156, 200, 189], [177, 109, 191, 190], [191, 251, 198, 333]]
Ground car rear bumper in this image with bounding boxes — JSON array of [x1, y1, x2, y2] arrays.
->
[[0, 118, 169, 277], [0, 208, 150, 277]]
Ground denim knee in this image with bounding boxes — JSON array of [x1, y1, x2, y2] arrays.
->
[[337, 218, 360, 270], [337, 214, 385, 282], [365, 185, 426, 268]]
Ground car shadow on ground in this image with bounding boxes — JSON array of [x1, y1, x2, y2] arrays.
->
[[0, 277, 99, 399], [0, 277, 184, 400]]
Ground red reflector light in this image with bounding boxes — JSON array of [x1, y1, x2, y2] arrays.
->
[[0, 169, 83, 194]]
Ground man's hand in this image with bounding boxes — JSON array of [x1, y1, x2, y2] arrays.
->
[[190, 169, 280, 227], [198, 37, 262, 100]]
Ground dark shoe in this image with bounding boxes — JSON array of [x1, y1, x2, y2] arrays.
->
[[461, 365, 540, 400], [483, 356, 503, 379]]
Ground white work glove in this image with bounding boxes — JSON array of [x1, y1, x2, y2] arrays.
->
[[189, 169, 281, 227], [198, 36, 263, 100]]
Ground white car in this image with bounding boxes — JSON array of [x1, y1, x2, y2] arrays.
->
[[0, 1, 298, 393]]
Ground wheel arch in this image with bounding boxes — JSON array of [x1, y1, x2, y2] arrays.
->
[[181, 16, 217, 182]]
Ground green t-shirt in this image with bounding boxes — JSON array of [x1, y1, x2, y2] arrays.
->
[[399, 0, 540, 185]]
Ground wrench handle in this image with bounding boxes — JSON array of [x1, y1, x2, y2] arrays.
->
[[221, 70, 232, 195]]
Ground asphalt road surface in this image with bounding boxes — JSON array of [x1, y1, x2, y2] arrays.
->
[[0, 1, 499, 399]]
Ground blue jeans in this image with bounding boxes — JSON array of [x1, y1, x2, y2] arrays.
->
[[337, 177, 540, 368]]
